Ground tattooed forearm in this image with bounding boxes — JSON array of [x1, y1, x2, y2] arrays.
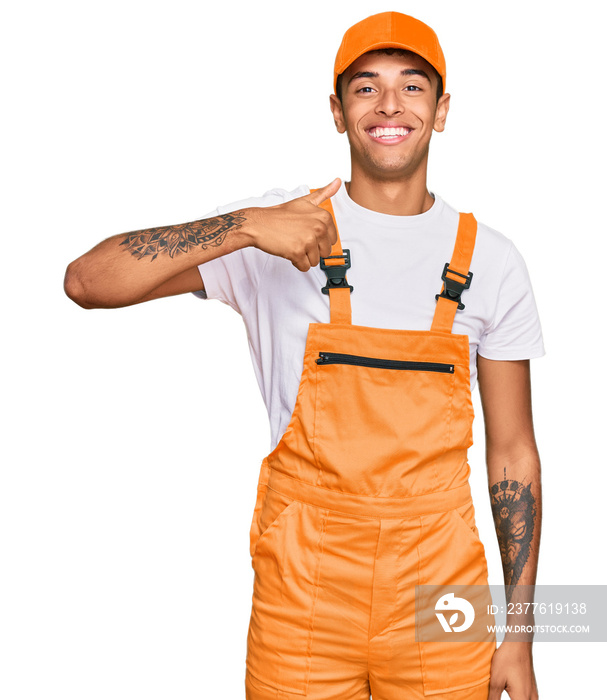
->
[[490, 468, 537, 592], [119, 211, 247, 262]]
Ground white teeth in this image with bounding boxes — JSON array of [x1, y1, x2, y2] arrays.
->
[[369, 126, 410, 138]]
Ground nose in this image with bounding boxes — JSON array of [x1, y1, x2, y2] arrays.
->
[[375, 88, 403, 117]]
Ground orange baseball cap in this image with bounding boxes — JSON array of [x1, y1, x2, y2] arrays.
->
[[333, 11, 446, 95]]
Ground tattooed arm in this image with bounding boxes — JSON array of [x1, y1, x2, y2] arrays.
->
[[64, 211, 250, 309], [477, 356, 542, 602], [477, 356, 541, 700], [64, 179, 340, 309]]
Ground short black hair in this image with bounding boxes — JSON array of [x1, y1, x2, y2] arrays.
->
[[335, 48, 444, 104]]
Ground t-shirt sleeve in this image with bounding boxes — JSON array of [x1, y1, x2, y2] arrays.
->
[[477, 241, 546, 360], [191, 208, 269, 316], [192, 184, 310, 315]]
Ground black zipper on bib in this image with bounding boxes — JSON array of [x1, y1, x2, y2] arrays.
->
[[316, 352, 454, 374]]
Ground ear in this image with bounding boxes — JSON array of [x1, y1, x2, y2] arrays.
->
[[433, 93, 451, 133], [329, 94, 347, 134]]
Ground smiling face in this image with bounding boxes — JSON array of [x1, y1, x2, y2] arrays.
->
[[329, 50, 450, 182]]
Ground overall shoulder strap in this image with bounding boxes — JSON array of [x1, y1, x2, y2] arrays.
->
[[430, 212, 477, 334], [312, 191, 353, 325]]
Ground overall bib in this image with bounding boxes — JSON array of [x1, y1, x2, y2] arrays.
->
[[245, 195, 497, 700]]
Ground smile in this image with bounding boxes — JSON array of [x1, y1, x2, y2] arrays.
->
[[366, 126, 412, 144]]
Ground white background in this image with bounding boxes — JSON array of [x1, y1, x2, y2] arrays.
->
[[2, 0, 605, 697]]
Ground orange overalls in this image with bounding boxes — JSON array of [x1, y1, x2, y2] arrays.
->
[[245, 195, 497, 700]]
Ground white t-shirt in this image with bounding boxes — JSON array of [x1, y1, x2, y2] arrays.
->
[[194, 181, 545, 452]]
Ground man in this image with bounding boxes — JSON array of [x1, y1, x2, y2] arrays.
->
[[65, 11, 543, 700]]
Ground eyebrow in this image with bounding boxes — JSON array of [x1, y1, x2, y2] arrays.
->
[[347, 68, 432, 86]]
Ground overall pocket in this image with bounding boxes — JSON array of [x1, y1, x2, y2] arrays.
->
[[416, 505, 496, 695], [314, 350, 457, 495], [453, 500, 483, 545], [251, 487, 297, 560], [248, 460, 270, 559], [246, 496, 326, 695]]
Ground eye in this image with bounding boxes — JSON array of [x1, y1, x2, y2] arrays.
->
[[404, 85, 422, 92], [356, 86, 375, 94]]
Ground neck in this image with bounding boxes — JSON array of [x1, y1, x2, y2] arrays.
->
[[345, 164, 435, 216]]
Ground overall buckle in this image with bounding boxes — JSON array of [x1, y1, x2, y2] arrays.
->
[[435, 262, 473, 310], [320, 249, 354, 295]]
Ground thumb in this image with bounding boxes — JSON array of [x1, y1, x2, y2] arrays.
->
[[304, 178, 342, 207]]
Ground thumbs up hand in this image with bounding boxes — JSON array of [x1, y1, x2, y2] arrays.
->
[[242, 178, 341, 271]]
